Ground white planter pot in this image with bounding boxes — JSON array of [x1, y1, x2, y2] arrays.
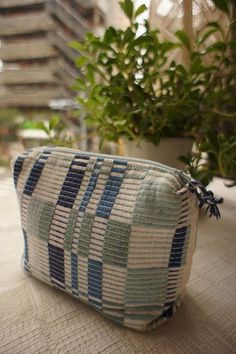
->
[[123, 137, 193, 169]]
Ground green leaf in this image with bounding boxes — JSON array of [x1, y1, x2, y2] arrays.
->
[[190, 57, 202, 74], [207, 42, 227, 53], [35, 121, 50, 134], [103, 27, 117, 44], [200, 28, 220, 44], [21, 120, 39, 129], [135, 4, 147, 17], [86, 32, 97, 41], [119, 0, 134, 20], [74, 78, 86, 90], [179, 155, 191, 165], [211, 0, 230, 14], [207, 21, 222, 31], [75, 56, 88, 68], [230, 19, 236, 30], [176, 64, 187, 75], [175, 30, 191, 51], [123, 27, 135, 42], [133, 34, 153, 46], [86, 64, 95, 83], [230, 38, 236, 51], [69, 41, 86, 52], [90, 40, 114, 51], [199, 142, 211, 152], [49, 116, 60, 130], [161, 41, 179, 53]]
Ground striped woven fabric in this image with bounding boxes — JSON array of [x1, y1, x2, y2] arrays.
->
[[13, 146, 199, 331]]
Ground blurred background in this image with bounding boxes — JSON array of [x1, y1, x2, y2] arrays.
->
[[0, 4, 235, 352], [0, 0, 234, 186]]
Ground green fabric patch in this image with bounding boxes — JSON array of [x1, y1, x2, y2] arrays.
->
[[132, 178, 181, 228], [64, 209, 79, 251], [78, 213, 94, 257], [103, 220, 131, 268], [125, 267, 168, 304], [26, 198, 43, 237], [27, 198, 55, 241], [39, 201, 55, 241]]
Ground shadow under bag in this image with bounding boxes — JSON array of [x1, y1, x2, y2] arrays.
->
[[12, 146, 222, 331]]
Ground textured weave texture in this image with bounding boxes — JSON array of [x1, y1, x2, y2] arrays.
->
[[1, 175, 236, 353], [13, 147, 198, 331]]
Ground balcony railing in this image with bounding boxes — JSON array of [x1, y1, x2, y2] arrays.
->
[[48, 31, 78, 63], [0, 87, 66, 107], [74, 0, 95, 8], [0, 39, 57, 61], [0, 67, 57, 85], [46, 0, 89, 39], [0, 0, 44, 9], [0, 12, 54, 37], [53, 59, 79, 87]]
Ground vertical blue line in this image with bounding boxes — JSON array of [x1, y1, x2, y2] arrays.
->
[[48, 244, 65, 288], [13, 150, 32, 188], [13, 156, 25, 188], [22, 228, 29, 270], [95, 160, 127, 219], [57, 156, 89, 209], [23, 152, 51, 196], [71, 253, 78, 294], [79, 158, 104, 213], [88, 160, 127, 307], [55, 155, 90, 294], [168, 226, 187, 267]]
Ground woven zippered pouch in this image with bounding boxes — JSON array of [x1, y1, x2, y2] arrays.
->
[[12, 146, 223, 331]]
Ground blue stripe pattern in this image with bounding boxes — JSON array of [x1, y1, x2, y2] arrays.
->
[[57, 156, 89, 209], [13, 156, 25, 188], [88, 160, 127, 307], [23, 228, 29, 265], [48, 244, 65, 288], [23, 152, 51, 197], [88, 259, 103, 304], [71, 253, 78, 294], [79, 158, 104, 213], [169, 226, 187, 267], [96, 160, 127, 219]]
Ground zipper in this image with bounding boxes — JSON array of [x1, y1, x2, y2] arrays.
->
[[35, 146, 181, 172], [30, 146, 223, 219], [33, 146, 191, 186]]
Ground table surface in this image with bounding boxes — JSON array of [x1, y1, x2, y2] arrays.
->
[[0, 174, 235, 354]]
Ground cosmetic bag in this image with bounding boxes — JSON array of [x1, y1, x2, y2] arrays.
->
[[12, 146, 223, 331]]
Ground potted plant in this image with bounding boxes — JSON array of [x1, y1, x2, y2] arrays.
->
[[180, 0, 236, 186], [70, 0, 235, 169], [181, 132, 236, 188]]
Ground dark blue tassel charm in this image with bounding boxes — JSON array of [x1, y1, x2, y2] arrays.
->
[[188, 180, 224, 220]]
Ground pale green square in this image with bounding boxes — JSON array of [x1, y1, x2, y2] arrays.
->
[[132, 179, 181, 228], [103, 220, 131, 268]]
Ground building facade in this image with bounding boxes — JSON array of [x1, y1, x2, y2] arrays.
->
[[0, 0, 105, 108]]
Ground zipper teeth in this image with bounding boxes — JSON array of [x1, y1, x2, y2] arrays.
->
[[32, 146, 190, 185]]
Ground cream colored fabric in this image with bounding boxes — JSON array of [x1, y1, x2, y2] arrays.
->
[[0, 175, 235, 353]]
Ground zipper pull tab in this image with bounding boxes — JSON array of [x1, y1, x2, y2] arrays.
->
[[188, 180, 224, 219]]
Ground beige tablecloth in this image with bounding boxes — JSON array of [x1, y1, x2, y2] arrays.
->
[[0, 175, 235, 354]]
